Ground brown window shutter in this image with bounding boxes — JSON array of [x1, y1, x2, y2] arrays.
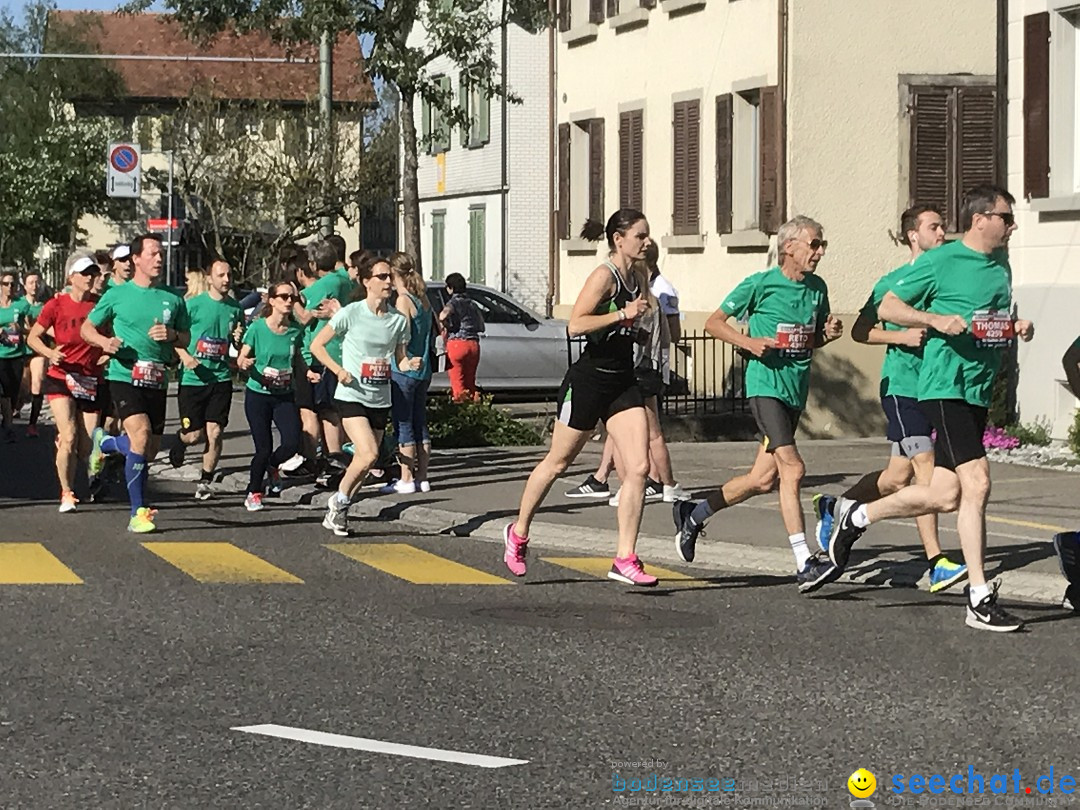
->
[[619, 110, 643, 210], [759, 85, 782, 233], [607, 0, 618, 17], [639, 0, 656, 7], [558, 123, 571, 239], [1024, 12, 1050, 199], [672, 100, 700, 235], [909, 86, 954, 230], [715, 93, 733, 235], [589, 0, 604, 23], [956, 86, 999, 207], [588, 118, 605, 223], [558, 0, 570, 31]]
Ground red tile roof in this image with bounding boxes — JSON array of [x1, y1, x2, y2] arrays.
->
[[47, 11, 374, 105]]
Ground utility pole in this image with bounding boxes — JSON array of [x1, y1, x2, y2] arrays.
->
[[319, 29, 334, 238]]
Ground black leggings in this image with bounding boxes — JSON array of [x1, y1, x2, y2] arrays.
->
[[244, 389, 301, 494]]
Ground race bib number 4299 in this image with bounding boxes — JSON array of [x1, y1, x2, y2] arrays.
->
[[970, 310, 1015, 349]]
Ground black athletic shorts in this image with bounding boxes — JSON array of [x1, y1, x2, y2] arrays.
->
[[0, 357, 24, 400], [42, 373, 102, 413], [314, 368, 340, 415], [749, 396, 802, 452], [178, 381, 233, 431], [337, 400, 390, 431], [110, 380, 168, 436], [919, 399, 988, 471], [883, 395, 933, 442], [97, 378, 114, 419], [295, 371, 316, 411], [556, 363, 644, 432]]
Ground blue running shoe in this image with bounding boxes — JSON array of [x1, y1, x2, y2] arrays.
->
[[796, 552, 841, 594], [928, 556, 968, 593], [812, 494, 836, 554]]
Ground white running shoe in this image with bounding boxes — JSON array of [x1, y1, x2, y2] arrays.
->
[[379, 479, 417, 495], [418, 480, 431, 493], [663, 483, 692, 502], [278, 453, 306, 473]]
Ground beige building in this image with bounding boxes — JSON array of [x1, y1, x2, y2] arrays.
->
[[554, 0, 999, 436], [1006, 0, 1080, 439]]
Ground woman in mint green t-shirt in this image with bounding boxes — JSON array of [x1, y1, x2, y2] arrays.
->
[[237, 281, 308, 512], [0, 268, 30, 442], [311, 256, 418, 537]]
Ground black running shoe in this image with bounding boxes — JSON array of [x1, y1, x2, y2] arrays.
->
[[1064, 584, 1080, 613], [644, 478, 664, 501], [673, 500, 704, 563], [168, 440, 185, 469], [827, 497, 866, 570], [965, 582, 1024, 632], [564, 475, 610, 499], [797, 552, 841, 594]]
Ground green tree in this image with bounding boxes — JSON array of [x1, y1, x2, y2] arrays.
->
[[123, 0, 550, 275], [0, 2, 124, 264]]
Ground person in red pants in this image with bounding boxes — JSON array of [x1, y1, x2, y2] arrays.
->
[[438, 273, 485, 401]]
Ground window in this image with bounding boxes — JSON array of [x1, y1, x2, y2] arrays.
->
[[159, 115, 175, 152], [137, 117, 154, 151], [619, 109, 643, 210], [907, 82, 998, 231], [672, 99, 700, 235], [557, 118, 604, 240], [465, 288, 530, 324], [284, 117, 309, 160], [422, 75, 452, 155], [461, 79, 491, 148], [431, 210, 446, 280], [468, 206, 486, 283], [717, 86, 782, 235]]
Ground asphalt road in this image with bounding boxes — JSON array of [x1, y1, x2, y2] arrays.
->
[[2, 432, 1079, 809]]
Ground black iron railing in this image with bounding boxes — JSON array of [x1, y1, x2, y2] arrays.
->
[[566, 329, 749, 417]]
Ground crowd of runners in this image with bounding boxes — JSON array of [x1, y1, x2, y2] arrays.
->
[[3, 180, 1076, 633]]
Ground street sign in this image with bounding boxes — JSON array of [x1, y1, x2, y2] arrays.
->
[[147, 218, 181, 245], [106, 142, 141, 199]]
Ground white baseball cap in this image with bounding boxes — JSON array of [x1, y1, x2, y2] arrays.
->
[[110, 244, 131, 261], [69, 256, 97, 276]]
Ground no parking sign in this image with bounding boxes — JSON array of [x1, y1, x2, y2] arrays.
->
[[106, 142, 141, 199]]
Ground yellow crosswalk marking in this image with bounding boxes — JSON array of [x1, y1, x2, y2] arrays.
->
[[986, 515, 1069, 533], [0, 543, 82, 584], [542, 556, 707, 587], [326, 543, 509, 585], [142, 543, 303, 584]]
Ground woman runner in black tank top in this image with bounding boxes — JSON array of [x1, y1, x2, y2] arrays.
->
[[501, 209, 659, 587]]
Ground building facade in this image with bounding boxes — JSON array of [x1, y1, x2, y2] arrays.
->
[[407, 12, 552, 312], [554, 0, 999, 436]]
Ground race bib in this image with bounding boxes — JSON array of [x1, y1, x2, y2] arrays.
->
[[360, 357, 391, 386], [262, 366, 292, 390], [66, 372, 98, 401], [1, 325, 21, 347], [195, 336, 228, 359], [131, 360, 166, 389], [970, 309, 1015, 349], [775, 323, 815, 358]]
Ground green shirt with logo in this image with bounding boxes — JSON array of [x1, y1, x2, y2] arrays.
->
[[860, 264, 924, 400], [302, 271, 355, 367], [886, 239, 1013, 408], [242, 318, 303, 396], [721, 266, 830, 410], [88, 282, 189, 389], [0, 298, 30, 360], [181, 292, 244, 386]]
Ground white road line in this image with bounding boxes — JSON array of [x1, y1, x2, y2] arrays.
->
[[232, 724, 529, 768]]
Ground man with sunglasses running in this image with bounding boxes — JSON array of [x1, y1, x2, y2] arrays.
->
[[83, 234, 190, 533], [812, 205, 968, 594], [672, 216, 844, 593], [825, 185, 1033, 632]]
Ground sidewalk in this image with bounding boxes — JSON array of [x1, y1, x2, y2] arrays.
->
[[144, 391, 1080, 606]]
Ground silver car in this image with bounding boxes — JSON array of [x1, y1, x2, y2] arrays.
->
[[425, 284, 569, 393]]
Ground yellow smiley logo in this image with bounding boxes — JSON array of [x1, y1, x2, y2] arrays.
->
[[848, 769, 876, 799]]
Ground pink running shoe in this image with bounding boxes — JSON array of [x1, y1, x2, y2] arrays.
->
[[608, 555, 659, 586], [503, 522, 528, 577]]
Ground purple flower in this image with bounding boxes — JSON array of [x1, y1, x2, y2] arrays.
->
[[982, 426, 1020, 450]]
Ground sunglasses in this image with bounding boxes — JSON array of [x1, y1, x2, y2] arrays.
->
[[0, 281, 14, 287], [982, 211, 1015, 227], [272, 292, 298, 302], [371, 272, 392, 281], [808, 239, 828, 250], [76, 269, 101, 277]]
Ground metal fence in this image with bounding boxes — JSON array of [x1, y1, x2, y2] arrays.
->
[[566, 328, 749, 417]]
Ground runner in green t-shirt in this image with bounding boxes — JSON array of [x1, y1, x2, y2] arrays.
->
[[311, 256, 417, 538], [20, 270, 50, 437], [0, 268, 29, 442], [82, 234, 190, 534], [813, 205, 967, 595], [828, 185, 1035, 633], [237, 280, 307, 511], [672, 216, 843, 594], [169, 260, 245, 499]]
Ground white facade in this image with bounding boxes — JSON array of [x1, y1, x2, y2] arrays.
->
[[409, 14, 552, 312], [1008, 0, 1080, 438]]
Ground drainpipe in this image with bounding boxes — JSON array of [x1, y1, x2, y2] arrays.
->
[[501, 0, 510, 294], [777, 0, 788, 222], [996, 0, 1008, 185], [546, 0, 557, 318]]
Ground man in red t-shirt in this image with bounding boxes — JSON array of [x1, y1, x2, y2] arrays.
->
[[26, 254, 104, 512]]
